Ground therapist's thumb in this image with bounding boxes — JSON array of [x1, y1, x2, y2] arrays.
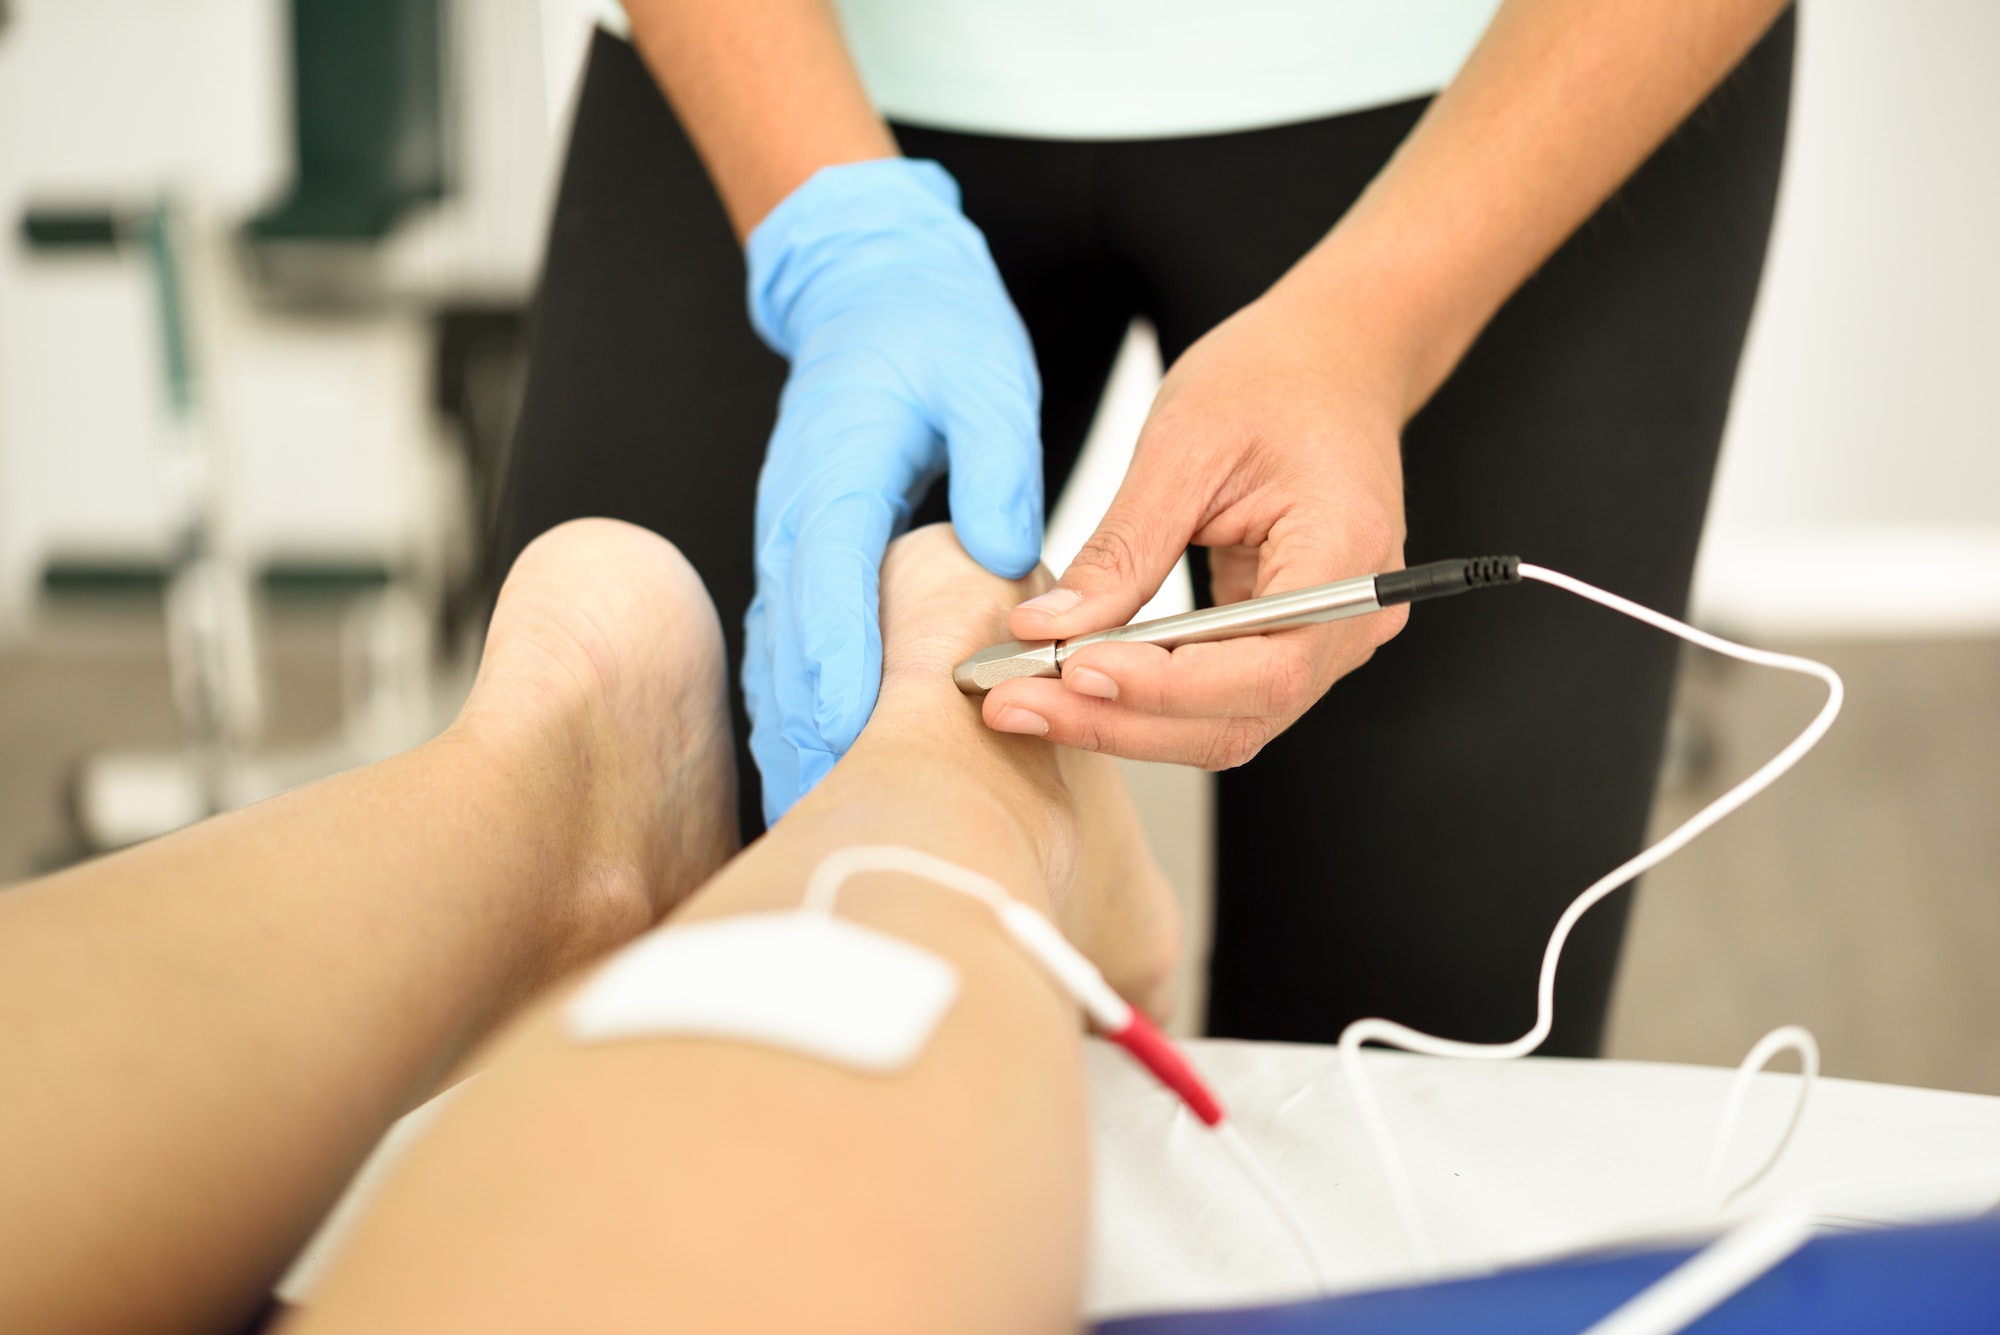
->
[[1010, 465, 1192, 642], [941, 377, 1045, 580]]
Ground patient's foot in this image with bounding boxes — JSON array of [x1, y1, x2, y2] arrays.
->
[[855, 525, 1182, 1021], [457, 519, 738, 976]]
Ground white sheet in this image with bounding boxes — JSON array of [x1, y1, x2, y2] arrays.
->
[[280, 1041, 2000, 1319], [1084, 1040, 2000, 1319]]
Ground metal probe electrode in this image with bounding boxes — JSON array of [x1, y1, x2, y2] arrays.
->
[[953, 556, 1522, 694]]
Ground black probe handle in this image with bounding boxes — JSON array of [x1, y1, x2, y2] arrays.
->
[[1375, 556, 1522, 606]]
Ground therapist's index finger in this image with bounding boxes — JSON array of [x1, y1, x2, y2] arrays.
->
[[1058, 619, 1379, 723], [982, 675, 1284, 771]]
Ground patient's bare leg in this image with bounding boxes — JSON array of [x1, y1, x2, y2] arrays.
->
[[289, 525, 1182, 1334], [867, 527, 1183, 1020], [0, 519, 735, 1335]]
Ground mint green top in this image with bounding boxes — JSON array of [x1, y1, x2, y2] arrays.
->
[[829, 0, 1502, 140], [600, 1, 1503, 141]]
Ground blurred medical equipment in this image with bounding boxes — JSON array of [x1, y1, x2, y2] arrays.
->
[[245, 0, 446, 263], [18, 191, 463, 850], [22, 202, 267, 836], [14, 0, 545, 853]]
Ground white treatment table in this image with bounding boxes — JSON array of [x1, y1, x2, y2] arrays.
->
[[280, 1040, 2000, 1322]]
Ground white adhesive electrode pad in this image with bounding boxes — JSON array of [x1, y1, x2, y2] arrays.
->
[[566, 911, 961, 1073]]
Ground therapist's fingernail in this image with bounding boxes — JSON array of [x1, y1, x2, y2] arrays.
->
[[992, 706, 1051, 736], [1067, 666, 1118, 700], [1016, 587, 1082, 618]]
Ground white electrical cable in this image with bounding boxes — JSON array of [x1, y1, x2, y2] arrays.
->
[[1589, 1158, 2000, 1335], [1579, 1203, 1816, 1335], [1338, 562, 1845, 1274], [1568, 1025, 1825, 1335], [800, 845, 1128, 1029], [801, 844, 1337, 1292], [1216, 1122, 1338, 1293], [802, 843, 1016, 916], [1700, 1025, 1819, 1209], [805, 566, 1846, 1320]]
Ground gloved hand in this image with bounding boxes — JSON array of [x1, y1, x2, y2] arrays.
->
[[743, 157, 1043, 824]]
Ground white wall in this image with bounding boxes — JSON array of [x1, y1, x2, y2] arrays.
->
[[1692, 0, 2000, 635]]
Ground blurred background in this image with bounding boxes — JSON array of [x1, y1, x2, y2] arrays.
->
[[1, 2, 1994, 1086]]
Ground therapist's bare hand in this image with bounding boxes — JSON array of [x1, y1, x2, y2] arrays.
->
[[984, 284, 1411, 768]]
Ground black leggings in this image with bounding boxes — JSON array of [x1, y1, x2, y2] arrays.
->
[[491, 13, 1793, 1053]]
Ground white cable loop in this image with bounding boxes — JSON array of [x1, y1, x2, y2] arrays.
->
[[1701, 1025, 1819, 1208], [1340, 563, 1844, 1273]]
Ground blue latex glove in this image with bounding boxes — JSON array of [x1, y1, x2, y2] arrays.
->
[[743, 158, 1043, 824]]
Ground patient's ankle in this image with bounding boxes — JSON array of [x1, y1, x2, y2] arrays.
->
[[831, 526, 1081, 900]]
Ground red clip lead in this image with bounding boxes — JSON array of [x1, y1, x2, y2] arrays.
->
[[1110, 1010, 1225, 1126]]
